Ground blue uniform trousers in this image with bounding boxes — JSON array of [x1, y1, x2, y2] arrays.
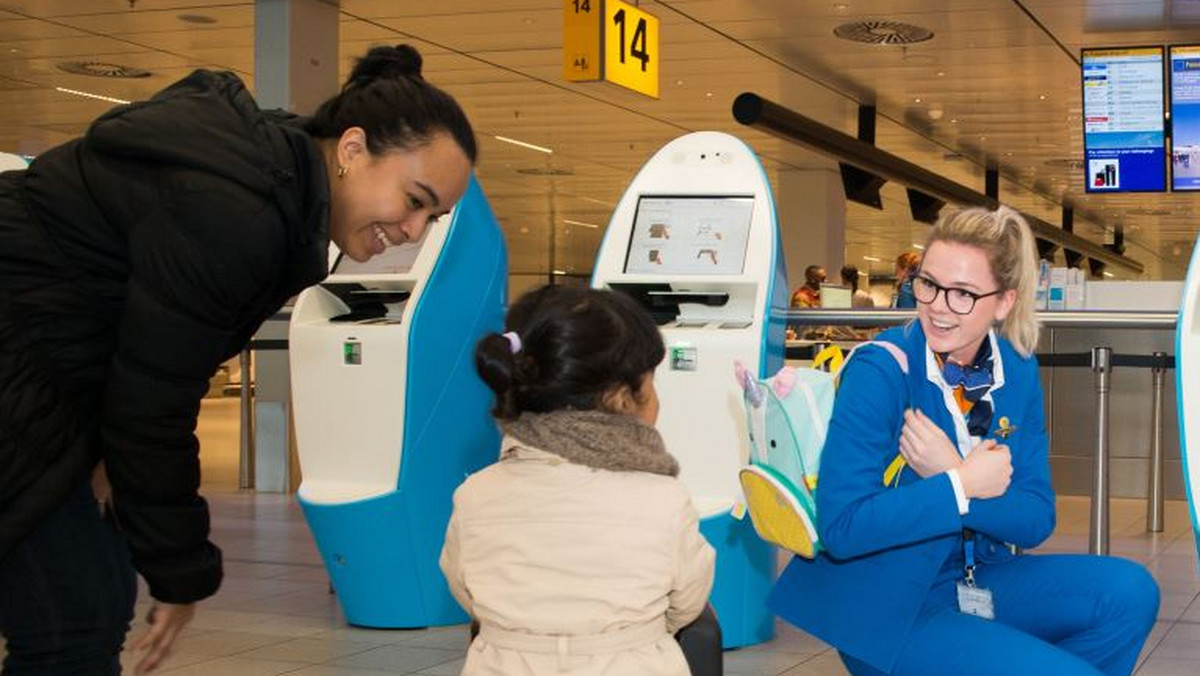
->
[[840, 554, 1159, 676]]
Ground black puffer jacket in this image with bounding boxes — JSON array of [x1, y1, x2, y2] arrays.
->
[[0, 70, 329, 603]]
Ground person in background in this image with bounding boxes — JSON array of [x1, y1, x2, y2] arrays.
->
[[442, 285, 716, 676], [791, 264, 827, 309], [893, 251, 921, 308], [769, 206, 1158, 676], [0, 44, 477, 674], [842, 265, 875, 309]]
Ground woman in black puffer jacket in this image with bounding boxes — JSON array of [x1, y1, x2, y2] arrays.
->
[[0, 44, 477, 675]]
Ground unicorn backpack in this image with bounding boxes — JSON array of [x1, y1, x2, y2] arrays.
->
[[735, 342, 908, 558]]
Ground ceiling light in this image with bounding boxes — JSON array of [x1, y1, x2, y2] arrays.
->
[[1102, 271, 1114, 278], [912, 243, 925, 250], [705, 92, 714, 98], [55, 86, 130, 104], [676, 79, 684, 86], [863, 255, 882, 262], [563, 218, 601, 229], [1038, 94, 1047, 100], [494, 135, 553, 154], [579, 196, 612, 206], [914, 97, 922, 103], [858, 270, 868, 277], [519, 227, 530, 234], [552, 269, 567, 276], [936, 71, 945, 77], [950, 118, 958, 124]]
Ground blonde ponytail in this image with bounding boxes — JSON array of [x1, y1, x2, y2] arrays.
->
[[926, 206, 1041, 356]]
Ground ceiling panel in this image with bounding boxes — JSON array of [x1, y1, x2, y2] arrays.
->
[[0, 0, 1195, 282]]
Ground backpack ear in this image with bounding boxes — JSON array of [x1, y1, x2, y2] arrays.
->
[[771, 366, 798, 399], [735, 360, 765, 408]]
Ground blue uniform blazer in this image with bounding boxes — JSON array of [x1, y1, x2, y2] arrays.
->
[[767, 322, 1056, 673]]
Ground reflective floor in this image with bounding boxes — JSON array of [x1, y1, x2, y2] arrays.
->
[[3, 398, 1199, 675]]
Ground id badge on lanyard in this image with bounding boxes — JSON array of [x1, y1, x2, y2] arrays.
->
[[956, 528, 995, 620]]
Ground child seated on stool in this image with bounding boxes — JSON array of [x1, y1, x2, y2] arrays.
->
[[440, 285, 716, 676]]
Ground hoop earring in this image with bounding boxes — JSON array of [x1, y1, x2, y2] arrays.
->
[[337, 164, 348, 178]]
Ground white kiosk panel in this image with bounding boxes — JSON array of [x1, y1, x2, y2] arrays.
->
[[291, 225, 447, 503]]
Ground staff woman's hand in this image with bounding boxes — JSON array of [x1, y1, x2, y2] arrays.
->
[[899, 409, 962, 478], [957, 440, 1013, 499], [134, 602, 195, 674]]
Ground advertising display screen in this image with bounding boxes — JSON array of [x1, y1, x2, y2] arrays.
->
[[1082, 47, 1167, 192], [623, 196, 754, 275], [1171, 45, 1200, 191]]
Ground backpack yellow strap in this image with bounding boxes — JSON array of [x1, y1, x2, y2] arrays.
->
[[812, 344, 845, 374], [883, 453, 907, 487]]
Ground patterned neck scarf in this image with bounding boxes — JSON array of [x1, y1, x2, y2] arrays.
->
[[938, 337, 995, 437]]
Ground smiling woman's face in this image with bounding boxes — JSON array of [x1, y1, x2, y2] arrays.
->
[[916, 240, 1015, 364], [327, 129, 471, 262]]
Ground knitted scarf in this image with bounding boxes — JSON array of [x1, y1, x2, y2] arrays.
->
[[502, 409, 679, 477]]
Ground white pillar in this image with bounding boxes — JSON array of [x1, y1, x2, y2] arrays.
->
[[250, 0, 339, 492], [254, 0, 339, 114], [774, 166, 846, 295]]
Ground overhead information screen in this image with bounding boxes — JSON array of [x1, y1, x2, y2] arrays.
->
[[1082, 47, 1167, 192], [624, 196, 754, 275], [1171, 45, 1200, 191]]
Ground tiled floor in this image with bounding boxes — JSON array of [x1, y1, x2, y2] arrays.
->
[[3, 397, 1199, 675]]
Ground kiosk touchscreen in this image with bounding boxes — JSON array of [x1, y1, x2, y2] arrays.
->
[[290, 176, 507, 628], [1178, 235, 1200, 565], [593, 132, 787, 648]]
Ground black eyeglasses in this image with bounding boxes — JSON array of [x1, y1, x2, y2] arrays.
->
[[912, 275, 1002, 315]]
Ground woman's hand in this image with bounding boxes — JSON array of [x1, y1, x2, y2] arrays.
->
[[899, 409, 962, 478], [134, 602, 196, 674], [957, 440, 1013, 499]]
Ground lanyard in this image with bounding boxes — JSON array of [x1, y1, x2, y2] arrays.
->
[[962, 527, 977, 587]]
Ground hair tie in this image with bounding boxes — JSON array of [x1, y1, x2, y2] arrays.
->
[[502, 331, 522, 354]]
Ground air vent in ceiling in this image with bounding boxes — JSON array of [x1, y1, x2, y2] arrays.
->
[[1126, 207, 1172, 216], [834, 21, 933, 45], [55, 61, 152, 78], [515, 167, 574, 176]]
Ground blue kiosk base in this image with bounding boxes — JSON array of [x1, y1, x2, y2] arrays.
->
[[301, 491, 467, 629], [701, 511, 776, 648]]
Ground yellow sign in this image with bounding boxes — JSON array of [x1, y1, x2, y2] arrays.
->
[[563, 0, 601, 82], [562, 0, 659, 98], [603, 0, 659, 98]]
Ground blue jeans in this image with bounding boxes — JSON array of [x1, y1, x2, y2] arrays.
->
[[0, 481, 137, 675], [839, 554, 1159, 676]]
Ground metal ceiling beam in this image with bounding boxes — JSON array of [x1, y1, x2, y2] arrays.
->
[[732, 92, 1145, 275]]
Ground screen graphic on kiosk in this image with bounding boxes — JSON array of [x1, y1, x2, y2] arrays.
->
[[624, 196, 754, 275], [332, 232, 428, 275], [1082, 47, 1167, 192], [1171, 45, 1200, 191]]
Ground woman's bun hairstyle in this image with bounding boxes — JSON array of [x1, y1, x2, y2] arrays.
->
[[306, 43, 477, 163], [475, 286, 665, 421], [346, 44, 423, 89]]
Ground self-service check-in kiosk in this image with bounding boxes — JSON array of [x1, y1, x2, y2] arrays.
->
[[290, 176, 507, 628], [1178, 236, 1200, 565], [592, 132, 787, 648]]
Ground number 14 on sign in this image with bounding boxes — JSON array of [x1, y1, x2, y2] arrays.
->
[[562, 0, 659, 98]]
